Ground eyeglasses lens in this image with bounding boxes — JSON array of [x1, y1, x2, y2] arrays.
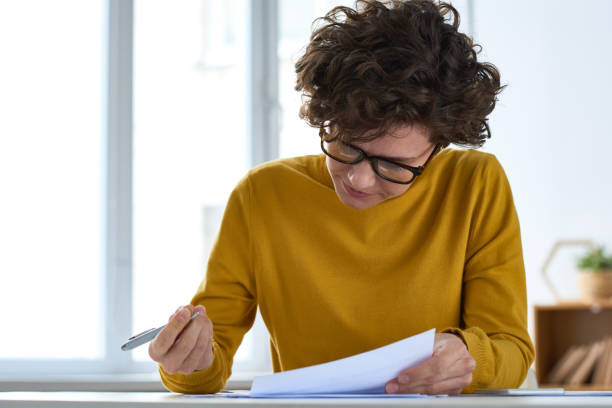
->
[[375, 160, 415, 183], [323, 140, 361, 162]]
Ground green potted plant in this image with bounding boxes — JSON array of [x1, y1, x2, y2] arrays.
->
[[577, 246, 612, 303]]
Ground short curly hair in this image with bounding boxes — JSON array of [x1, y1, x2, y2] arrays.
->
[[295, 0, 503, 148]]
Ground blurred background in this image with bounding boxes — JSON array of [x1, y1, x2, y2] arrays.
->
[[0, 0, 611, 388]]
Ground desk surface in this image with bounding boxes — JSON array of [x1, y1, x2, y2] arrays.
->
[[2, 392, 612, 408]]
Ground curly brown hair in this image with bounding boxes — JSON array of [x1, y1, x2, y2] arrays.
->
[[295, 0, 503, 148]]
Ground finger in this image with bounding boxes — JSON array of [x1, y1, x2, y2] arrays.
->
[[409, 372, 473, 395], [162, 308, 212, 374], [168, 304, 195, 323], [387, 371, 472, 395], [193, 304, 206, 317], [398, 352, 474, 385], [395, 358, 441, 385], [150, 306, 196, 359], [178, 318, 215, 373]]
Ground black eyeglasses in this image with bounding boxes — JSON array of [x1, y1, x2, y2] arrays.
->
[[320, 133, 440, 185]]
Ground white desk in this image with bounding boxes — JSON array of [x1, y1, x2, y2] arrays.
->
[[2, 392, 612, 408]]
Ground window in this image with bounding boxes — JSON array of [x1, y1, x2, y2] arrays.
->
[[0, 0, 105, 365], [131, 0, 260, 370]]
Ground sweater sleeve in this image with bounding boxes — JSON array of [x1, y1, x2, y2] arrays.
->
[[442, 155, 534, 393], [160, 175, 257, 394]]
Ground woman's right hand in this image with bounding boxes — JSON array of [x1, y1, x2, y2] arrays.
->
[[149, 304, 214, 375]]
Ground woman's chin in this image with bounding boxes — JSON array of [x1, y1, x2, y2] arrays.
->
[[338, 193, 381, 210]]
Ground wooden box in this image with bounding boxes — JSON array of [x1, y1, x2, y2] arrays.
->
[[534, 302, 612, 390]]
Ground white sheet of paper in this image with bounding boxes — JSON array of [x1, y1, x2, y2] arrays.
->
[[228, 393, 434, 399], [184, 391, 442, 399], [249, 328, 435, 397]]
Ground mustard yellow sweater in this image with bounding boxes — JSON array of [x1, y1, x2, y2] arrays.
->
[[160, 148, 534, 394]]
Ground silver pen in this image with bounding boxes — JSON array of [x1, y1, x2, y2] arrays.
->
[[121, 311, 201, 351]]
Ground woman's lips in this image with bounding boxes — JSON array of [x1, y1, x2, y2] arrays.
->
[[343, 182, 371, 198]]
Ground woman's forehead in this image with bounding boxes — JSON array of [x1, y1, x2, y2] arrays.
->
[[342, 122, 429, 140], [351, 127, 432, 160]]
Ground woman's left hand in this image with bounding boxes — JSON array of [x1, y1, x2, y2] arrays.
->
[[385, 332, 476, 395]]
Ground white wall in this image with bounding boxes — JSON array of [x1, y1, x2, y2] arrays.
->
[[472, 0, 612, 326]]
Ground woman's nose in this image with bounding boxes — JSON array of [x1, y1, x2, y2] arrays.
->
[[347, 160, 377, 190]]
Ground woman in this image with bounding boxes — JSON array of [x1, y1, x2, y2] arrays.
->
[[148, 0, 534, 395]]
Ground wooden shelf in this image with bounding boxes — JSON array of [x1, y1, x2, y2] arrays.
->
[[535, 303, 612, 390], [536, 301, 612, 310], [541, 384, 612, 391]]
